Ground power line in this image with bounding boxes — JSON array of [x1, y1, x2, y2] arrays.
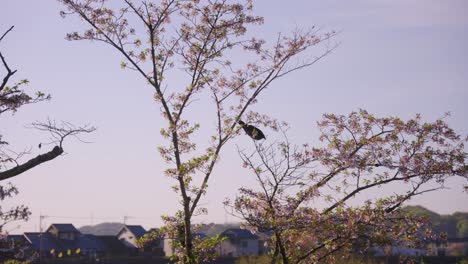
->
[[30, 214, 122, 220], [30, 214, 159, 222]]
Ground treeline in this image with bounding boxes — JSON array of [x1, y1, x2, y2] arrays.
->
[[403, 205, 468, 238]]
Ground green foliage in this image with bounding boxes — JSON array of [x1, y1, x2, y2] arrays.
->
[[136, 228, 162, 249], [235, 255, 270, 264], [457, 219, 468, 238], [0, 78, 50, 114], [403, 206, 468, 238], [333, 254, 383, 264], [2, 260, 30, 264]]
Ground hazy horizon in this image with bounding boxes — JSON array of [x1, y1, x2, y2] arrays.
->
[[11, 204, 468, 234]]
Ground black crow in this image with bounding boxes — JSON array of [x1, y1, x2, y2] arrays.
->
[[238, 120, 266, 140]]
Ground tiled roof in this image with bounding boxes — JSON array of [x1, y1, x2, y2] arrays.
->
[[49, 224, 80, 233], [123, 225, 147, 239], [220, 228, 258, 240], [193, 233, 207, 239], [23, 232, 115, 253], [430, 237, 468, 243], [97, 236, 127, 253], [75, 234, 105, 250], [23, 233, 60, 251], [6, 235, 27, 243]]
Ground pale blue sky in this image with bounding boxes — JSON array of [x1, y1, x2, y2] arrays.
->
[[1, 0, 467, 233]]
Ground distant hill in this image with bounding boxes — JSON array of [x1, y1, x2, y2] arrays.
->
[[403, 205, 468, 238], [79, 222, 124, 236]]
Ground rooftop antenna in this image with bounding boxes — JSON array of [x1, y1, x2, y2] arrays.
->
[[123, 215, 133, 225]]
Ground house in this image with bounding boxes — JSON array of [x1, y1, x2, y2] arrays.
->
[[4, 234, 28, 250], [427, 237, 468, 256], [5, 235, 27, 244], [218, 228, 260, 257], [162, 231, 206, 257], [140, 228, 164, 256], [21, 224, 120, 257], [372, 244, 426, 257], [45, 223, 106, 256], [23, 232, 60, 254], [74, 234, 106, 256], [46, 224, 80, 241], [162, 233, 176, 257], [2, 235, 29, 261], [117, 225, 148, 248], [96, 236, 127, 256], [256, 230, 273, 255]]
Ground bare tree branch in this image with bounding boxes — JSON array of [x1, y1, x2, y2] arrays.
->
[[0, 121, 96, 181]]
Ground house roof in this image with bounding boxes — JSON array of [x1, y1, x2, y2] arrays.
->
[[23, 233, 60, 251], [48, 224, 80, 233], [6, 235, 27, 243], [160, 231, 206, 240], [429, 237, 468, 243], [74, 234, 106, 250], [97, 236, 127, 253], [220, 228, 258, 240], [257, 230, 274, 240], [23, 232, 109, 252], [193, 233, 207, 239], [447, 237, 468, 243], [119, 225, 147, 239]]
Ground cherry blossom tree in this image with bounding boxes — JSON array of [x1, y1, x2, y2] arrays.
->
[[0, 184, 31, 263], [227, 110, 467, 264], [58, 1, 337, 262]]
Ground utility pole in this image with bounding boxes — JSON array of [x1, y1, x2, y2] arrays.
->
[[39, 214, 48, 262]]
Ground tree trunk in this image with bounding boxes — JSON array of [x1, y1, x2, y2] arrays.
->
[[271, 240, 280, 264], [183, 199, 195, 264], [275, 231, 289, 264]]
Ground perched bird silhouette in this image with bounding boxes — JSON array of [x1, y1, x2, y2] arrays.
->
[[238, 120, 266, 140]]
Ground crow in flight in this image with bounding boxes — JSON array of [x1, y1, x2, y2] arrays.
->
[[238, 120, 266, 140]]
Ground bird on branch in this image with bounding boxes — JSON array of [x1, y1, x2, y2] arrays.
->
[[238, 120, 266, 140]]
